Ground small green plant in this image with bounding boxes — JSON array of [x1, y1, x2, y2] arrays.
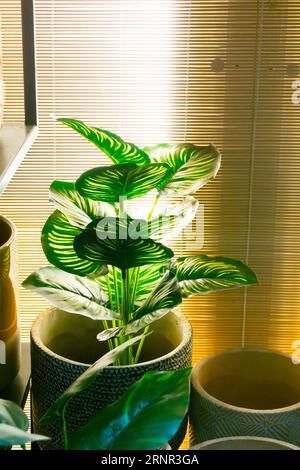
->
[[23, 118, 257, 365]]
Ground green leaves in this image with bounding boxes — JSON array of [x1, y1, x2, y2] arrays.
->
[[49, 180, 115, 229], [74, 228, 174, 271], [145, 197, 199, 241], [40, 335, 147, 427], [144, 143, 221, 196], [76, 163, 171, 203], [0, 399, 48, 447], [168, 255, 258, 297], [42, 210, 108, 277], [57, 117, 150, 165], [22, 266, 120, 321], [69, 369, 191, 450], [97, 271, 182, 340]]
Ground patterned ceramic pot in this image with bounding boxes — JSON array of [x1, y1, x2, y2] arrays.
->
[[31, 308, 192, 450], [0, 216, 20, 390], [190, 348, 300, 447], [190, 436, 300, 450]]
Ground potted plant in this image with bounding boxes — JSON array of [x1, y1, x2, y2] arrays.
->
[[23, 117, 257, 449], [0, 342, 191, 451]]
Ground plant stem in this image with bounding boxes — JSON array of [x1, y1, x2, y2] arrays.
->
[[134, 325, 150, 364], [147, 193, 160, 221], [61, 407, 69, 450], [133, 194, 162, 364]]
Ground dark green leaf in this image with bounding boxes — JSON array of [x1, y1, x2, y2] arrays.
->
[[22, 266, 120, 321], [57, 117, 150, 165], [49, 180, 115, 229], [75, 163, 172, 203], [74, 228, 174, 270], [42, 210, 108, 277], [169, 255, 258, 296], [69, 369, 191, 450], [144, 143, 221, 196]]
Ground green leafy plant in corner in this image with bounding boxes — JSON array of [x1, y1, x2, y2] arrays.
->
[[23, 117, 258, 365]]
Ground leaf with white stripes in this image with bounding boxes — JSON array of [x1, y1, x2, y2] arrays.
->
[[49, 180, 116, 229], [168, 255, 258, 297], [76, 163, 171, 203], [144, 143, 221, 196], [97, 272, 182, 340], [22, 266, 120, 321], [144, 197, 199, 241], [74, 228, 174, 270], [97, 309, 170, 341], [42, 210, 108, 277], [57, 117, 150, 165]]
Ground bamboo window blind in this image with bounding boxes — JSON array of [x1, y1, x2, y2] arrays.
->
[[1, 0, 300, 363]]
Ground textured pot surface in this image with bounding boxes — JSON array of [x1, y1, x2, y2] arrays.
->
[[31, 308, 192, 450], [190, 348, 300, 447], [0, 216, 20, 390], [190, 436, 300, 451]]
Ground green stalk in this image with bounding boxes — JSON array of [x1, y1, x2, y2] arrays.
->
[[133, 194, 161, 364], [61, 406, 69, 450], [147, 192, 160, 220], [133, 325, 150, 364]]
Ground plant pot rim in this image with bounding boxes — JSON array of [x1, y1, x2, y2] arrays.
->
[[0, 215, 16, 249], [190, 436, 300, 450], [192, 347, 300, 414], [32, 308, 192, 369]]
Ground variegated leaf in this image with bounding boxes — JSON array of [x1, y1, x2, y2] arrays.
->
[[144, 143, 221, 196], [75, 163, 171, 203], [145, 197, 199, 241], [168, 255, 258, 296], [22, 266, 120, 321], [74, 228, 174, 270], [57, 117, 150, 165], [42, 210, 108, 277], [97, 308, 169, 341], [49, 180, 115, 229]]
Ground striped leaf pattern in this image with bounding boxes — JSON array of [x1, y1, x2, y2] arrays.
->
[[168, 255, 258, 297], [42, 210, 108, 277], [144, 143, 221, 196], [97, 308, 170, 341], [74, 228, 174, 270], [57, 117, 150, 165], [134, 271, 182, 318], [22, 266, 120, 321], [76, 163, 171, 203], [49, 180, 115, 229], [145, 196, 199, 241], [97, 272, 182, 341]]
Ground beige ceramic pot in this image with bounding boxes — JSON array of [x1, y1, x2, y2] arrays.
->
[[190, 348, 300, 447], [0, 216, 20, 389], [31, 308, 192, 449], [190, 436, 299, 451]]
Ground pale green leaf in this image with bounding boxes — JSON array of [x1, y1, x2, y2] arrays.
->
[[22, 266, 120, 321]]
